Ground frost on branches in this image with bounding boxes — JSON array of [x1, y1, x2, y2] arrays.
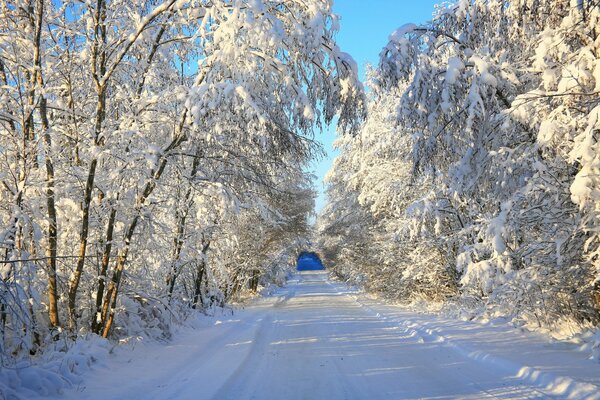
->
[[318, 0, 600, 333], [0, 0, 364, 381]]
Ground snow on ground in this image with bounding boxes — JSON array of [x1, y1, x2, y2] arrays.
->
[[32, 271, 600, 399]]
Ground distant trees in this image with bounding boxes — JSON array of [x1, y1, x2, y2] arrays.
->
[[319, 0, 600, 328], [0, 0, 363, 357]]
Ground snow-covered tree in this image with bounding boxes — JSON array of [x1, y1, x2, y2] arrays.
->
[[320, 0, 600, 328], [0, 0, 364, 358]]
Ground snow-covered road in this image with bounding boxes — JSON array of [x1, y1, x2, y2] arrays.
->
[[57, 271, 600, 400]]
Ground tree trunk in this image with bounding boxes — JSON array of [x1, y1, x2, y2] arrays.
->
[[31, 0, 60, 328], [68, 0, 107, 332], [192, 240, 210, 309], [40, 87, 59, 329], [101, 219, 137, 338], [166, 207, 186, 299], [192, 263, 205, 309], [249, 270, 260, 292], [91, 206, 116, 334], [167, 148, 202, 299]]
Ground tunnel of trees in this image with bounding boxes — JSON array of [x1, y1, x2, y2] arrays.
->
[[297, 252, 326, 271]]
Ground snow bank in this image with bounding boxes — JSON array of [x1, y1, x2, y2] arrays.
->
[[349, 289, 600, 399], [0, 335, 112, 400]]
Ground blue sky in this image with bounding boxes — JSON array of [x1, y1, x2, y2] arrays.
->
[[311, 0, 442, 214]]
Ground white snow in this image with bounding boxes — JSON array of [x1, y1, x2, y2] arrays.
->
[[32, 271, 600, 400], [470, 55, 498, 87], [445, 56, 465, 85], [389, 23, 417, 42]]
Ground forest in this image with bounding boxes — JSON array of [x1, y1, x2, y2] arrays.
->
[[1, 0, 599, 386]]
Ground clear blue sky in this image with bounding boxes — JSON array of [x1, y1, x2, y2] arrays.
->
[[311, 0, 442, 214]]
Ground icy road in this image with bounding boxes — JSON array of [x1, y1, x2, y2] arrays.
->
[[59, 272, 600, 400]]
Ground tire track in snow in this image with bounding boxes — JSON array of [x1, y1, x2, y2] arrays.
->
[[210, 310, 282, 399]]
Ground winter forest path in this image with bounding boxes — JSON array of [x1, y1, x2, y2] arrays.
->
[[56, 272, 600, 400]]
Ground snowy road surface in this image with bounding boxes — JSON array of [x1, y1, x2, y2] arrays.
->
[[57, 272, 600, 400]]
